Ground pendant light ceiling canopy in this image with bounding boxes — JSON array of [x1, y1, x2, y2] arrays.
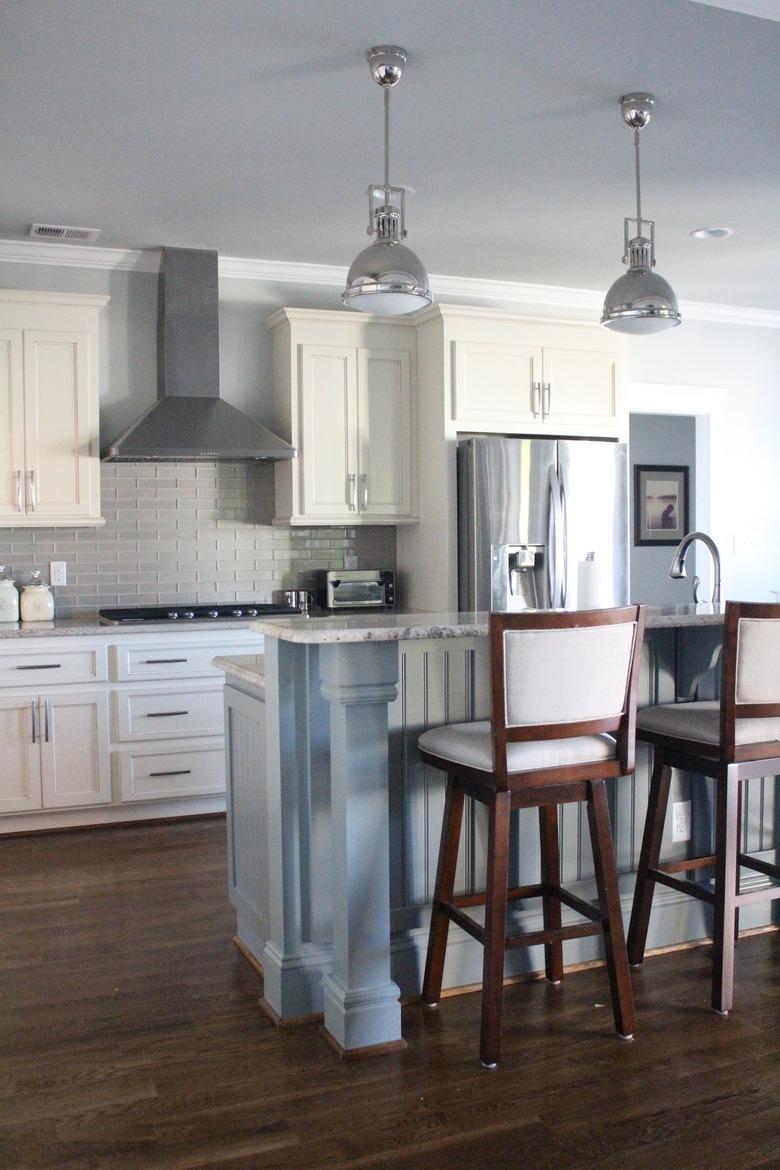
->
[[342, 46, 432, 317], [601, 93, 681, 335]]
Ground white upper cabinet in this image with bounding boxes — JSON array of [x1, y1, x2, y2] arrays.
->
[[268, 310, 417, 526], [446, 309, 625, 439], [0, 290, 108, 526]]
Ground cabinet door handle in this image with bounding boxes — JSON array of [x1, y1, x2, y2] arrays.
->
[[15, 663, 62, 670], [27, 470, 36, 512], [145, 710, 190, 718], [531, 382, 541, 417], [345, 473, 357, 510], [15, 470, 23, 512], [30, 699, 37, 744], [359, 473, 368, 509], [44, 698, 51, 743], [143, 658, 188, 665], [542, 382, 551, 419], [149, 769, 192, 778]]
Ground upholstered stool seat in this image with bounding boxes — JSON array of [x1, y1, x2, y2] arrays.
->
[[418, 721, 617, 773], [628, 601, 780, 1016], [420, 606, 646, 1067], [637, 700, 780, 747]]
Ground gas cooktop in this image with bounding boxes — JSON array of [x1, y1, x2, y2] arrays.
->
[[97, 603, 300, 624]]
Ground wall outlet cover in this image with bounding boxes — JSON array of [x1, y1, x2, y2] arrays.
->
[[49, 561, 67, 586], [672, 799, 692, 843]]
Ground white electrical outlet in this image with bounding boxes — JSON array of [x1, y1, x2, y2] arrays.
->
[[344, 555, 358, 570], [672, 800, 692, 843], [49, 561, 67, 586]]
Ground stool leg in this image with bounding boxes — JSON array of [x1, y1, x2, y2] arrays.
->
[[588, 779, 635, 1039], [734, 783, 743, 943], [539, 804, 563, 984], [712, 764, 740, 1015], [627, 754, 672, 966], [422, 776, 465, 1006], [480, 790, 511, 1068]]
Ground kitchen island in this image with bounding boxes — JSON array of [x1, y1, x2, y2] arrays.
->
[[218, 604, 778, 1056]]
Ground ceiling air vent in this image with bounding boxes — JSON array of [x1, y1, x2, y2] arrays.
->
[[29, 223, 101, 243]]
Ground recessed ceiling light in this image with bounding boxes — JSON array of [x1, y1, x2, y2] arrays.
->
[[690, 226, 733, 239]]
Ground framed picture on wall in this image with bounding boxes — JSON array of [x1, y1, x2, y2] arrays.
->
[[634, 464, 689, 546]]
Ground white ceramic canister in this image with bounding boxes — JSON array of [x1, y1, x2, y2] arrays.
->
[[20, 569, 55, 622], [0, 566, 19, 623]]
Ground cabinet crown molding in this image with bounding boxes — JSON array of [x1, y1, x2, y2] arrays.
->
[[0, 288, 110, 309]]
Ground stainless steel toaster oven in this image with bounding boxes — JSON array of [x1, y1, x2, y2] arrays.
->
[[324, 569, 395, 610]]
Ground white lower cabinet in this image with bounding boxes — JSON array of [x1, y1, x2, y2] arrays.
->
[[0, 627, 262, 831], [0, 689, 109, 811], [117, 743, 226, 802], [0, 694, 42, 812]]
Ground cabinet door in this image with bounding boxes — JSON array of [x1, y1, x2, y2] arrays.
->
[[0, 695, 42, 813], [40, 690, 111, 808], [357, 348, 413, 518], [452, 340, 542, 427], [22, 329, 99, 521], [542, 348, 620, 429], [0, 330, 26, 522], [300, 345, 359, 518]]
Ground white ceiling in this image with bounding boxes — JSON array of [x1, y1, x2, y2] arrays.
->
[[1, 0, 778, 308]]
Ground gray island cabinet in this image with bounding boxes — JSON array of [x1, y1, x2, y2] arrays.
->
[[217, 604, 778, 1056]]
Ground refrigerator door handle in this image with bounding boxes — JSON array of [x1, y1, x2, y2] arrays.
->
[[547, 464, 564, 607], [558, 466, 569, 607]]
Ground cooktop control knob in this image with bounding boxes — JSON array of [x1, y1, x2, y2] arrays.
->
[[231, 609, 243, 617], [206, 609, 219, 618], [246, 608, 258, 616], [182, 610, 195, 619]]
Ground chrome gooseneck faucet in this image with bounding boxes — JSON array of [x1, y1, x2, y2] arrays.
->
[[669, 531, 721, 603]]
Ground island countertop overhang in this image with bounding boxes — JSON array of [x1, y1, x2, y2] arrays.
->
[[250, 603, 726, 645]]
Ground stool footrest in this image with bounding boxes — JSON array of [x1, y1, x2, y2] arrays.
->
[[738, 852, 780, 881], [649, 868, 715, 904], [505, 922, 602, 950], [659, 855, 716, 874]]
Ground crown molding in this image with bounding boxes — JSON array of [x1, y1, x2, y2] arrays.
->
[[0, 238, 777, 329], [0, 238, 160, 273], [691, 0, 780, 21]]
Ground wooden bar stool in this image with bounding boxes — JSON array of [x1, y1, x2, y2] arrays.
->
[[419, 606, 646, 1067], [628, 601, 780, 1015]]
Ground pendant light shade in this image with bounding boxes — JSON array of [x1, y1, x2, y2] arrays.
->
[[601, 94, 681, 335], [343, 47, 432, 316]]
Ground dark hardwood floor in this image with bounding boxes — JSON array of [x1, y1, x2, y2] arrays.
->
[[2, 818, 780, 1170]]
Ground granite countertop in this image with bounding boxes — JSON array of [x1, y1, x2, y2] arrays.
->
[[251, 603, 727, 645], [213, 654, 266, 687], [0, 610, 268, 638]]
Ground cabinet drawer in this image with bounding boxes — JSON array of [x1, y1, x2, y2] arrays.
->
[[0, 643, 107, 687], [111, 639, 260, 682], [113, 685, 224, 742], [116, 744, 226, 801]]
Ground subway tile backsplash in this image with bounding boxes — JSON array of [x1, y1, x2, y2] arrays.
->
[[0, 463, 395, 612]]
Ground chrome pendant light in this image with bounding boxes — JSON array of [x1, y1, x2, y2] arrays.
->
[[342, 46, 432, 316], [601, 94, 681, 335]]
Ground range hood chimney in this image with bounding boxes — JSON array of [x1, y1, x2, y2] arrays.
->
[[102, 247, 295, 462]]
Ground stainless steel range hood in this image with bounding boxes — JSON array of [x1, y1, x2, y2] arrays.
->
[[102, 248, 295, 462]]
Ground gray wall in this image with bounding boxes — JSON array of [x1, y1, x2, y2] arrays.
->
[[630, 413, 696, 606], [0, 260, 395, 609]]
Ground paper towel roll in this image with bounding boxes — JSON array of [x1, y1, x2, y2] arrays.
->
[[577, 554, 609, 609]]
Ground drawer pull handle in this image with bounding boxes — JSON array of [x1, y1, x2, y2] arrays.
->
[[143, 658, 189, 664], [16, 663, 62, 670], [148, 769, 193, 778], [145, 710, 189, 718]]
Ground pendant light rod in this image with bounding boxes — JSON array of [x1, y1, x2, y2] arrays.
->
[[384, 85, 391, 197], [634, 129, 642, 226]]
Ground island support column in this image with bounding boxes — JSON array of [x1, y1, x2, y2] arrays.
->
[[319, 641, 405, 1055]]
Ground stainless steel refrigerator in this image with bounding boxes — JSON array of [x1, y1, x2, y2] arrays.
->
[[457, 435, 629, 611]]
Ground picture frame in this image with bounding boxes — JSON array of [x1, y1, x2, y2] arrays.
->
[[634, 464, 689, 547]]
